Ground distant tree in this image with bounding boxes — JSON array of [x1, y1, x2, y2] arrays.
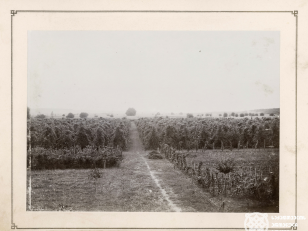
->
[[35, 114, 46, 119], [126, 108, 137, 116], [240, 113, 244, 117], [231, 112, 235, 117], [80, 112, 89, 118], [27, 107, 30, 119], [219, 114, 222, 117], [171, 112, 174, 115], [245, 113, 248, 116], [270, 113, 275, 116], [235, 114, 238, 117], [260, 113, 264, 116], [66, 113, 74, 118], [62, 114, 65, 117], [94, 114, 98, 118], [187, 113, 194, 118], [223, 113, 228, 117]]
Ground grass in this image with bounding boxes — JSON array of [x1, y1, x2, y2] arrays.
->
[[27, 155, 170, 211]]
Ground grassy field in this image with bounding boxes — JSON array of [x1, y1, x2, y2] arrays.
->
[[27, 122, 279, 212]]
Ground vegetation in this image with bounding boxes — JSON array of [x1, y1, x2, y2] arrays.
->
[[80, 112, 89, 118], [27, 107, 31, 119], [36, 114, 46, 119], [187, 113, 194, 118], [136, 117, 279, 151], [159, 144, 279, 200], [126, 108, 137, 116], [27, 117, 130, 169], [66, 113, 74, 118]]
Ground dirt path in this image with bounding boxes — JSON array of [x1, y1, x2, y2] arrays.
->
[[127, 122, 219, 212], [129, 122, 182, 212]]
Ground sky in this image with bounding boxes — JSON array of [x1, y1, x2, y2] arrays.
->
[[28, 31, 279, 114]]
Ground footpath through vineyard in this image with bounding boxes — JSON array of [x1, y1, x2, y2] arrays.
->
[[129, 121, 217, 212]]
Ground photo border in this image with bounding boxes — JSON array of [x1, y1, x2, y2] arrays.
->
[[10, 10, 298, 230]]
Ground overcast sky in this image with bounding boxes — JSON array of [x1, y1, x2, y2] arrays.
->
[[28, 31, 279, 114]]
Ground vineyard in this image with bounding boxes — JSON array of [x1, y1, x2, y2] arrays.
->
[[27, 117, 130, 169], [27, 116, 279, 212], [136, 117, 279, 151], [136, 117, 279, 201]]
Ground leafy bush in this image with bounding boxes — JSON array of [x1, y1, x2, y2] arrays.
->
[[148, 150, 163, 159], [215, 158, 236, 174], [29, 147, 122, 170]]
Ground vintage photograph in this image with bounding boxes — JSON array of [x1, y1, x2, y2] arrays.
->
[[27, 31, 280, 212]]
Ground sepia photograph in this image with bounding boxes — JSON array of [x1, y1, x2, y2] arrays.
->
[[26, 30, 280, 213]]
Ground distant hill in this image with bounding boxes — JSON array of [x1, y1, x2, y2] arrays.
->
[[243, 108, 280, 115]]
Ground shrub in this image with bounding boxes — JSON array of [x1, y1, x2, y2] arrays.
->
[[215, 158, 235, 174], [29, 147, 122, 170], [148, 150, 163, 159]]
